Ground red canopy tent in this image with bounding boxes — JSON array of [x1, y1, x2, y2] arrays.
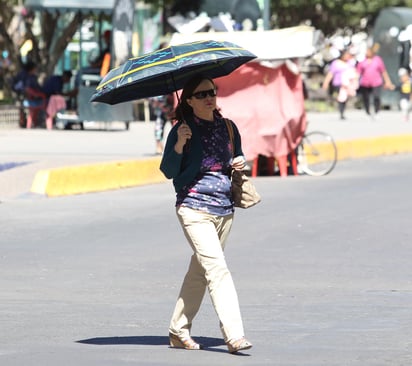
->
[[214, 61, 306, 161], [171, 26, 315, 175]]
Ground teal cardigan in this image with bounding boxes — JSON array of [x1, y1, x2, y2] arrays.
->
[[160, 116, 244, 193]]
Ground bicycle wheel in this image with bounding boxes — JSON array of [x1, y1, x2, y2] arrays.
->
[[297, 131, 338, 176]]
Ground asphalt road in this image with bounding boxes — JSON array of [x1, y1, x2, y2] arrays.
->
[[1, 155, 412, 365]]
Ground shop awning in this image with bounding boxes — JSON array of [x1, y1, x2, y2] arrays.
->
[[24, 0, 115, 13]]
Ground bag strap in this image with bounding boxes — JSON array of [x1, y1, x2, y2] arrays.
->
[[224, 118, 234, 157]]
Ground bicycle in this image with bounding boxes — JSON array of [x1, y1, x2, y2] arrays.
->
[[297, 130, 338, 176]]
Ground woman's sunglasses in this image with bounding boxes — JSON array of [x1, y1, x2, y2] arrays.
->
[[191, 89, 217, 99]]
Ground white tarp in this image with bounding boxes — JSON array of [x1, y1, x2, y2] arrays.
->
[[170, 25, 316, 61], [25, 0, 115, 13]]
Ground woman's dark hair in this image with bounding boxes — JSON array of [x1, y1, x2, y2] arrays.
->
[[173, 74, 216, 122], [24, 61, 37, 72], [339, 49, 350, 59], [62, 70, 73, 79]]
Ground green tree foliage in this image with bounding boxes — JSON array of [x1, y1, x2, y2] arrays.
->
[[0, 0, 22, 74], [2, 0, 412, 95], [271, 0, 412, 34], [31, 11, 81, 76], [0, 0, 80, 78]]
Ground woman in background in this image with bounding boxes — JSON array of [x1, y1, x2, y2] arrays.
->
[[357, 46, 395, 119], [322, 49, 357, 120]]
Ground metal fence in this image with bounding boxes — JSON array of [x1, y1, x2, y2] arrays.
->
[[0, 105, 20, 128]]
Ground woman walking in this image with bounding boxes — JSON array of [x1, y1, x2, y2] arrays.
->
[[357, 46, 394, 118], [160, 74, 252, 354], [322, 49, 357, 120]]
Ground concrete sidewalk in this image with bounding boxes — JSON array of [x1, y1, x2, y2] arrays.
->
[[1, 109, 412, 201]]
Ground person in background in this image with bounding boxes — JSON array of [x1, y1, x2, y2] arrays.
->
[[396, 68, 412, 122], [160, 74, 253, 354], [42, 70, 77, 98], [74, 29, 112, 92], [322, 49, 356, 120], [12, 61, 44, 96], [150, 94, 174, 154], [336, 64, 359, 108], [90, 30, 111, 69], [13, 61, 47, 128], [150, 42, 174, 155], [42, 70, 77, 129], [356, 46, 395, 119], [0, 50, 11, 90]]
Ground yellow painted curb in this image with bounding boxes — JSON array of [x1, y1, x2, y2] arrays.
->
[[29, 134, 412, 198], [31, 157, 166, 197], [336, 135, 412, 160]]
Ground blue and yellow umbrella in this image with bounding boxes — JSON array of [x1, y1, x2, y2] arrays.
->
[[90, 40, 257, 105]]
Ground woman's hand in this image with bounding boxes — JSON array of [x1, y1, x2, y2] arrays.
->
[[384, 82, 395, 90], [174, 123, 192, 154], [232, 156, 246, 171]]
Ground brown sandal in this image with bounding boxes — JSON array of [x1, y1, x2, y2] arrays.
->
[[226, 337, 253, 354], [169, 332, 202, 350]]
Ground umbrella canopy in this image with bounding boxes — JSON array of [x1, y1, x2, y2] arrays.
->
[[90, 40, 257, 105]]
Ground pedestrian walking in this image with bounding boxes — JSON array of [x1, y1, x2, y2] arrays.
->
[[396, 68, 412, 122], [159, 74, 253, 354], [322, 49, 357, 120], [357, 46, 395, 119], [150, 94, 174, 154], [42, 70, 77, 129]]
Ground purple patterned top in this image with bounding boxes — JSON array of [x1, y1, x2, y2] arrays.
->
[[176, 115, 233, 216]]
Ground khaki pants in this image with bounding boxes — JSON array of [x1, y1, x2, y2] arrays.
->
[[169, 206, 244, 343]]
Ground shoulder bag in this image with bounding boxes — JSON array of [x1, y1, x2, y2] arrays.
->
[[224, 119, 261, 209]]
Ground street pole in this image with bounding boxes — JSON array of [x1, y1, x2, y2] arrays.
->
[[263, 0, 270, 30]]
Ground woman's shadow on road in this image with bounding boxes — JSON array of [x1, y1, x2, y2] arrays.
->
[[76, 335, 249, 355], [77, 335, 224, 347]]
